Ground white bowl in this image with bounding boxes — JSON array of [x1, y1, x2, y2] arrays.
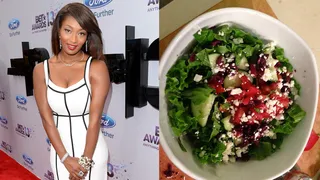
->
[[159, 7, 319, 180]]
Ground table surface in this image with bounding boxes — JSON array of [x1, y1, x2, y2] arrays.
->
[[159, 0, 320, 179]]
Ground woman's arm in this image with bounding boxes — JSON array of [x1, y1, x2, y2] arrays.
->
[[33, 63, 68, 160], [82, 60, 110, 159]]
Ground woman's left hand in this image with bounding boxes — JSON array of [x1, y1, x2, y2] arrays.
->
[[68, 157, 88, 180]]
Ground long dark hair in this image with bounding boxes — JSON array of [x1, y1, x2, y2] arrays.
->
[[51, 2, 105, 61]]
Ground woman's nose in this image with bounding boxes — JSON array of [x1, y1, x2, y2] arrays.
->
[[70, 33, 77, 43]]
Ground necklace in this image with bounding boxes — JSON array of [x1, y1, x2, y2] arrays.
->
[[59, 52, 84, 67]]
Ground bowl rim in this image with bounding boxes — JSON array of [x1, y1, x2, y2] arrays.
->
[[159, 7, 319, 180]]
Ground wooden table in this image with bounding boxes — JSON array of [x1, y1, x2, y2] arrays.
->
[[159, 0, 320, 179]]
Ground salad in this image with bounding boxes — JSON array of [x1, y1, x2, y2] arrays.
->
[[165, 24, 306, 164]]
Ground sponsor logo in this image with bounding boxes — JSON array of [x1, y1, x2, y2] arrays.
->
[[16, 95, 28, 111], [22, 154, 34, 170], [107, 162, 131, 178], [101, 113, 115, 138], [147, 0, 159, 12], [0, 116, 8, 129], [16, 95, 27, 105], [46, 137, 51, 151], [83, 0, 114, 18], [143, 126, 159, 150], [8, 18, 19, 30], [32, 11, 55, 34], [8, 18, 21, 37], [84, 0, 112, 9], [1, 141, 12, 153], [101, 114, 116, 128], [15, 123, 33, 138], [0, 116, 7, 124], [44, 170, 54, 180], [0, 91, 5, 101]]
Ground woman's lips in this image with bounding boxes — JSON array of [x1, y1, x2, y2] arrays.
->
[[67, 44, 78, 50]]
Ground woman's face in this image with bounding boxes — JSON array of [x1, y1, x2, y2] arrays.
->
[[59, 16, 87, 55]]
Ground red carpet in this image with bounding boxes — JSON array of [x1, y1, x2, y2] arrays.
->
[[0, 150, 39, 180]]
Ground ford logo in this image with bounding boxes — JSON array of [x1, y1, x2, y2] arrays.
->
[[46, 138, 51, 146], [22, 154, 33, 165], [84, 0, 112, 9], [101, 114, 115, 128], [8, 18, 20, 30], [0, 116, 8, 124], [16, 95, 27, 105]]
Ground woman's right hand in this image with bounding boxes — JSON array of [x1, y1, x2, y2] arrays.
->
[[63, 156, 88, 179]]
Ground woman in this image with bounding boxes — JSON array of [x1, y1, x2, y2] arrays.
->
[[33, 3, 110, 180]]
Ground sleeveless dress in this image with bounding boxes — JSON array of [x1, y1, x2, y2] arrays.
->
[[43, 56, 109, 180]]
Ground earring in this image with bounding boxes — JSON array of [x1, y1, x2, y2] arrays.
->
[[59, 39, 62, 49], [85, 40, 88, 52]]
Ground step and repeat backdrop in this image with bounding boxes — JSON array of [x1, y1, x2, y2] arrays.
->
[[0, 0, 159, 179]]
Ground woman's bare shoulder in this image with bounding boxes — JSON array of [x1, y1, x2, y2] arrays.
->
[[33, 57, 54, 77]]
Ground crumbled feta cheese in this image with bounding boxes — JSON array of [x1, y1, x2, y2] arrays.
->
[[254, 132, 260, 140], [236, 146, 248, 157], [216, 113, 221, 119], [272, 144, 276, 149], [290, 80, 295, 88], [230, 88, 242, 95], [233, 100, 240, 106], [227, 132, 232, 138], [275, 114, 284, 120], [197, 29, 202, 35], [290, 74, 294, 78], [233, 38, 243, 44], [241, 114, 248, 122], [213, 66, 225, 74], [264, 41, 277, 52], [231, 109, 236, 116], [245, 63, 249, 67], [193, 74, 203, 82], [283, 67, 287, 73], [264, 130, 275, 138], [195, 131, 199, 135], [219, 31, 225, 36], [267, 56, 278, 67], [229, 157, 236, 163], [222, 141, 234, 163], [257, 95, 263, 100], [227, 58, 234, 63], [261, 68, 273, 81], [199, 150, 206, 157]]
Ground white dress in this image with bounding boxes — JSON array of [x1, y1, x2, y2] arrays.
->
[[43, 56, 109, 180]]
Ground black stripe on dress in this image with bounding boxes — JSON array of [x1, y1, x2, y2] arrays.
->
[[64, 93, 75, 157], [82, 93, 90, 130], [83, 57, 92, 98], [55, 115, 59, 180], [53, 112, 89, 117], [89, 167, 92, 180], [48, 84, 86, 94]]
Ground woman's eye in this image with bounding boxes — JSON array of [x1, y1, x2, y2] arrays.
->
[[79, 32, 86, 36], [64, 29, 71, 33]]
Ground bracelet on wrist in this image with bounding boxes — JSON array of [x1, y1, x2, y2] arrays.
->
[[60, 152, 69, 163], [78, 155, 95, 170]]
